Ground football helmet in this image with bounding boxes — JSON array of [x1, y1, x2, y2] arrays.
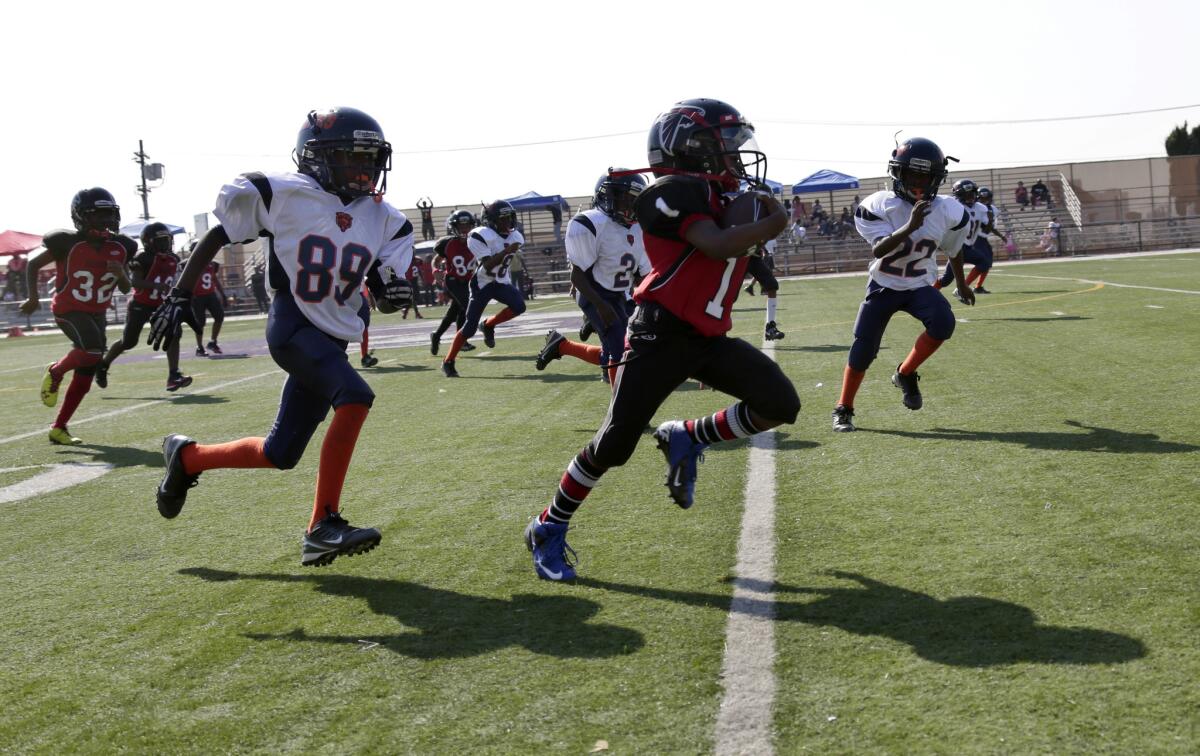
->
[[888, 137, 950, 203], [952, 179, 978, 206], [293, 107, 392, 199], [140, 222, 175, 254], [647, 98, 766, 191], [594, 170, 647, 227], [445, 209, 477, 237], [71, 188, 121, 239], [977, 186, 994, 203], [482, 200, 517, 234]]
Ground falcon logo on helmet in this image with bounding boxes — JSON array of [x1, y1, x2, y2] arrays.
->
[[647, 98, 768, 191]]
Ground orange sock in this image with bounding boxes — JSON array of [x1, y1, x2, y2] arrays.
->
[[559, 340, 602, 365], [444, 329, 467, 363], [963, 269, 981, 288], [975, 270, 989, 287], [310, 403, 370, 531], [484, 307, 518, 328], [838, 366, 865, 408], [182, 437, 273, 474], [900, 332, 943, 374]]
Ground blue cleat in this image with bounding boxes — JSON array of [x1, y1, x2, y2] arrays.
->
[[653, 420, 708, 509], [524, 517, 577, 581]]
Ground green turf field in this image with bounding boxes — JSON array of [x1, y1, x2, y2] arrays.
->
[[0, 252, 1196, 753]]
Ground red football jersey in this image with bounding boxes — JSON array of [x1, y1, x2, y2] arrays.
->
[[434, 235, 475, 281], [633, 176, 747, 337], [193, 262, 220, 296], [132, 251, 180, 306], [43, 230, 136, 315]]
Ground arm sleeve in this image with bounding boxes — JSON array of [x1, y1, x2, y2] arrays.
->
[[467, 231, 492, 262], [635, 178, 712, 240], [213, 173, 274, 244], [131, 251, 156, 273], [854, 203, 896, 245], [376, 213, 415, 279], [42, 230, 74, 262], [940, 205, 971, 256], [564, 216, 599, 269]]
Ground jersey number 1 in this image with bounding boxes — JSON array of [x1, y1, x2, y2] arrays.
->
[[704, 258, 738, 319]]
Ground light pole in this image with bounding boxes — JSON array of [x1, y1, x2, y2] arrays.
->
[[132, 140, 165, 221]]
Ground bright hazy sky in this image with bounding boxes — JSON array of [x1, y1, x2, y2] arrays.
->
[[4, 0, 1197, 236]]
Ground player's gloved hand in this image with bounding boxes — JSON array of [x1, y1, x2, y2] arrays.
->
[[955, 286, 976, 306], [383, 277, 413, 309], [147, 287, 194, 351]]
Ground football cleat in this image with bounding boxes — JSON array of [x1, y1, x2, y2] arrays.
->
[[578, 319, 594, 342], [744, 284, 756, 296], [429, 332, 440, 356], [535, 330, 566, 371], [166, 373, 193, 392], [195, 346, 208, 357], [441, 360, 459, 378], [157, 434, 199, 519], [974, 286, 991, 294], [653, 420, 708, 509], [764, 321, 786, 341], [460, 341, 476, 352], [95, 362, 109, 390], [206, 341, 223, 355], [524, 516, 577, 581], [832, 404, 856, 432], [891, 366, 923, 410], [48, 426, 82, 445], [481, 321, 496, 348], [41, 363, 61, 407], [302, 511, 381, 567], [361, 352, 379, 368]]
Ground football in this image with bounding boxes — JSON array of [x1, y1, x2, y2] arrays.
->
[[720, 191, 766, 229]]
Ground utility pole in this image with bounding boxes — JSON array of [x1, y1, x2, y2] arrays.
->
[[132, 140, 165, 221]]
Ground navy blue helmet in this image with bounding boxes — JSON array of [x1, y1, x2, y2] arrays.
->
[[888, 138, 950, 203], [294, 107, 392, 199]]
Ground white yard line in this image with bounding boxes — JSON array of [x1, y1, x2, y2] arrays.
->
[[0, 462, 113, 504], [994, 271, 1200, 295], [715, 339, 778, 756], [0, 370, 278, 447]]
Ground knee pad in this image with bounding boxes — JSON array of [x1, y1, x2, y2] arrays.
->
[[509, 300, 527, 316], [264, 443, 304, 471], [928, 314, 956, 342], [848, 337, 880, 373]]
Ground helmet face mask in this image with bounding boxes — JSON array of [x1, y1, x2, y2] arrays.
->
[[71, 188, 121, 239], [952, 179, 978, 206], [594, 170, 647, 227], [294, 108, 392, 199], [140, 222, 174, 254], [977, 187, 993, 204], [446, 209, 477, 237], [648, 99, 768, 190], [483, 201, 517, 235], [888, 138, 949, 203]]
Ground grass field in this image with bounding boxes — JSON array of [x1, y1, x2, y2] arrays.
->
[[0, 251, 1197, 753]]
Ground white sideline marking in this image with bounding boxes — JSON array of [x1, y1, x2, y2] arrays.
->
[[0, 463, 113, 504], [715, 340, 778, 756], [0, 370, 278, 447], [996, 272, 1200, 295], [0, 364, 48, 376]]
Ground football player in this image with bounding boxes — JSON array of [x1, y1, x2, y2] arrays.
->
[[358, 285, 379, 368], [439, 200, 526, 378], [742, 235, 786, 341], [831, 137, 973, 433], [148, 107, 415, 567], [429, 210, 478, 355], [19, 188, 135, 445], [190, 254, 226, 355], [933, 179, 994, 297], [95, 222, 194, 392], [969, 186, 1007, 293], [535, 170, 651, 385], [524, 98, 798, 581]]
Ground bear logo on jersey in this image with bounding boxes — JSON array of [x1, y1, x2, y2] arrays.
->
[[627, 234, 635, 245], [335, 212, 353, 232]]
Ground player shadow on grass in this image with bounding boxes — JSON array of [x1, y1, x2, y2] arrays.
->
[[773, 344, 851, 353], [575, 571, 1146, 667], [179, 567, 643, 659], [362, 364, 433, 373], [98, 394, 229, 404], [866, 420, 1197, 454], [54, 444, 164, 468], [976, 316, 1091, 323]]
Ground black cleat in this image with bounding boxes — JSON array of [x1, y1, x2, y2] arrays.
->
[[95, 362, 109, 389], [974, 286, 991, 294], [536, 330, 566, 370], [429, 332, 440, 356], [360, 352, 379, 368], [207, 341, 223, 355], [461, 341, 476, 352], [166, 373, 193, 392], [832, 404, 856, 432], [158, 434, 199, 519], [195, 346, 208, 357], [744, 284, 756, 296], [578, 319, 594, 342], [442, 360, 459, 378], [301, 511, 381, 567], [764, 321, 785, 341], [481, 321, 496, 348], [891, 366, 923, 410]]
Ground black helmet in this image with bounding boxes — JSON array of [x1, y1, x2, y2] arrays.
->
[[594, 170, 647, 227], [71, 188, 121, 239], [445, 209, 478, 237], [140, 221, 174, 253], [647, 98, 766, 190], [888, 137, 950, 203], [952, 179, 978, 205], [482, 200, 517, 234], [293, 107, 392, 199], [977, 186, 994, 202]]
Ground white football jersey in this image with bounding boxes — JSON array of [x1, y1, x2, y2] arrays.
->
[[961, 202, 990, 247], [215, 171, 414, 341], [565, 209, 650, 293], [854, 191, 970, 290], [467, 226, 524, 286]]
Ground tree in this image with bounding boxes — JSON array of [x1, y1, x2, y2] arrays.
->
[[1165, 122, 1200, 156]]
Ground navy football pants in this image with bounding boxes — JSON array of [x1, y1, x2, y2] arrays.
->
[[847, 280, 956, 372]]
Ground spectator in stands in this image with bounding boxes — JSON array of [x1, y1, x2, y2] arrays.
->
[[417, 197, 435, 241], [1039, 217, 1062, 256], [1015, 181, 1029, 211], [811, 199, 824, 223], [250, 263, 269, 313], [1031, 179, 1049, 209], [4, 253, 27, 300], [791, 222, 807, 244], [791, 198, 807, 227], [840, 207, 852, 226], [851, 195, 861, 216], [549, 203, 563, 243]]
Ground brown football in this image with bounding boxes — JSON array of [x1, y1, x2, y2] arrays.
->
[[720, 191, 766, 229]]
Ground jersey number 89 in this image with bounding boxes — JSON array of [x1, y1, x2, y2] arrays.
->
[[295, 236, 371, 305]]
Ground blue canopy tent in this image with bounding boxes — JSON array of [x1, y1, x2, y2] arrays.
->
[[791, 169, 860, 210], [119, 220, 187, 241], [500, 192, 571, 243]]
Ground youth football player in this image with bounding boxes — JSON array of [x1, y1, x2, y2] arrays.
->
[[524, 99, 799, 581], [190, 257, 226, 356], [149, 107, 415, 567], [742, 236, 786, 341], [831, 137, 973, 433], [19, 188, 135, 445], [430, 210, 478, 356]]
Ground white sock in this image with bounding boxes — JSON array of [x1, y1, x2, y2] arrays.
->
[[766, 297, 777, 324]]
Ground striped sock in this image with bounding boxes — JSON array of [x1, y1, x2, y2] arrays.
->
[[684, 402, 765, 445], [544, 448, 607, 524]]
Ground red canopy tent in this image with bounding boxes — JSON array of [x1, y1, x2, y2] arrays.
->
[[0, 230, 43, 257]]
